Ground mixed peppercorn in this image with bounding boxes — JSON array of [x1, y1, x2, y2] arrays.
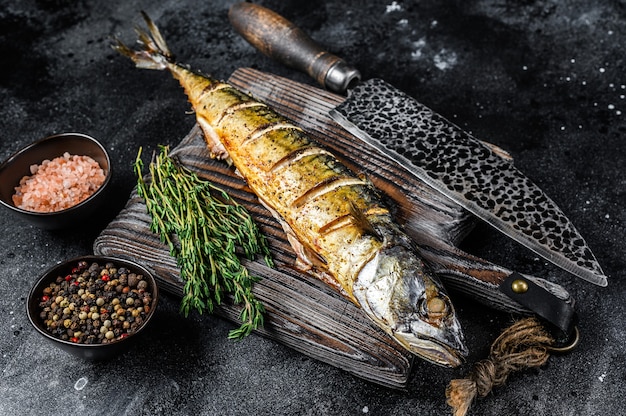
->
[[36, 260, 154, 344]]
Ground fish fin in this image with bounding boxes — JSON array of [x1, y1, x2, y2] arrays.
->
[[301, 266, 355, 301], [288, 233, 327, 271], [111, 12, 172, 70], [348, 200, 381, 240], [140, 11, 172, 58], [255, 195, 352, 297], [197, 118, 232, 162], [287, 234, 354, 301]]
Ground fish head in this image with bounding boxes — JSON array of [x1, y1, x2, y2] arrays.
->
[[354, 245, 468, 367]]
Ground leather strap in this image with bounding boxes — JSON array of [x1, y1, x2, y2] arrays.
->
[[499, 272, 577, 340]]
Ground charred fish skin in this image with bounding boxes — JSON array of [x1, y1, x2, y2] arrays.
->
[[113, 13, 467, 366]]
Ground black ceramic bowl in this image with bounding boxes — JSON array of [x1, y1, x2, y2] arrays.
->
[[0, 133, 111, 229], [27, 255, 158, 361]]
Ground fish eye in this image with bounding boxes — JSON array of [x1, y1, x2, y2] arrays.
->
[[418, 296, 449, 322], [426, 297, 448, 316]]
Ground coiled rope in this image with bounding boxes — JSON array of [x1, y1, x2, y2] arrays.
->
[[445, 317, 559, 416]]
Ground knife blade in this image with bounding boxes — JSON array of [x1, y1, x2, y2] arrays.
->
[[228, 2, 607, 287]]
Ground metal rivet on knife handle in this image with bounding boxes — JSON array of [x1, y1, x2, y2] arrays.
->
[[510, 278, 529, 294], [229, 2, 361, 94]]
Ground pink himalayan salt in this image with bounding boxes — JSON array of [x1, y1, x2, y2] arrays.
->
[[12, 152, 106, 213]]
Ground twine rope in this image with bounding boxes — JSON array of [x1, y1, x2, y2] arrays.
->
[[445, 317, 555, 416]]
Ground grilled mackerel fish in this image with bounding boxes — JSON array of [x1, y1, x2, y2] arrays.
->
[[114, 13, 468, 366]]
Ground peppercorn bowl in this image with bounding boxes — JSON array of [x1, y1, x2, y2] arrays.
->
[[26, 255, 159, 361], [0, 132, 111, 230]]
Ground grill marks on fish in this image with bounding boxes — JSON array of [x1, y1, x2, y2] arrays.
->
[[248, 123, 303, 147], [268, 144, 330, 174], [216, 101, 268, 127], [292, 177, 368, 209], [199, 83, 382, 249], [199, 82, 231, 100]]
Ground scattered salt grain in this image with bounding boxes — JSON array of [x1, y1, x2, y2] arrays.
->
[[385, 1, 402, 13], [12, 152, 105, 213], [434, 49, 457, 70]]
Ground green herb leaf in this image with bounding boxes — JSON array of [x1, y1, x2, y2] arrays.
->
[[134, 146, 273, 339]]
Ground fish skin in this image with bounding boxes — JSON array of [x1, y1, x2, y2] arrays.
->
[[113, 13, 468, 366]]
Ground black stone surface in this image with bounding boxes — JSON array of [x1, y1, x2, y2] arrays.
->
[[0, 1, 623, 415]]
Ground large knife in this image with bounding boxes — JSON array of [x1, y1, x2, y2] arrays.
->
[[228, 2, 607, 288]]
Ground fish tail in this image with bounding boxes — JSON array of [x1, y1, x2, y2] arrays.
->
[[112, 11, 173, 70]]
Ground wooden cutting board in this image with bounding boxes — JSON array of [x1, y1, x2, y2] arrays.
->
[[93, 68, 568, 388]]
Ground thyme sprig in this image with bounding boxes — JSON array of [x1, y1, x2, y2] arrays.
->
[[134, 146, 273, 340]]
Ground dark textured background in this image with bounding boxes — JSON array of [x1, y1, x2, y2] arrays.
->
[[1, 1, 624, 415]]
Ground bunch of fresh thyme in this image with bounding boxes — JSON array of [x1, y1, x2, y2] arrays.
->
[[134, 146, 273, 339]]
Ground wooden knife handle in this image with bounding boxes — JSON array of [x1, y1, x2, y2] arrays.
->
[[229, 2, 360, 93]]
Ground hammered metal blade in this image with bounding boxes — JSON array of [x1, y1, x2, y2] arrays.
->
[[330, 78, 607, 287]]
